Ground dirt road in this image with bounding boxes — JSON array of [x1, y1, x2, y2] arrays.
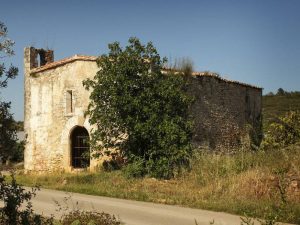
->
[[25, 187, 250, 225]]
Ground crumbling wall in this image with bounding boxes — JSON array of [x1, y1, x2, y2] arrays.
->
[[188, 75, 262, 150], [25, 47, 54, 69], [37, 49, 54, 66]]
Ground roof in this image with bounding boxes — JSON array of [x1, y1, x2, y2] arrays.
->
[[30, 55, 262, 90], [162, 68, 262, 90], [192, 71, 262, 90], [30, 55, 97, 74]]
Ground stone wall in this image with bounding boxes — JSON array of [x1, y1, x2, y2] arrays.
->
[[24, 47, 262, 172], [188, 75, 262, 149], [24, 47, 99, 172]]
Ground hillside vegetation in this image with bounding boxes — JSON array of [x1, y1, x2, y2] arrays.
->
[[263, 92, 300, 127]]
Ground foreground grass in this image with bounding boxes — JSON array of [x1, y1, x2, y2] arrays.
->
[[16, 144, 300, 224]]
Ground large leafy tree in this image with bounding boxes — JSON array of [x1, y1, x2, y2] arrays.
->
[[0, 21, 18, 164], [84, 38, 193, 179]]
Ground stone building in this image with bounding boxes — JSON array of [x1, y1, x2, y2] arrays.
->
[[24, 47, 262, 173]]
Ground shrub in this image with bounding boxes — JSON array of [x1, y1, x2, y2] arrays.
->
[[0, 173, 53, 225], [122, 157, 146, 178], [11, 141, 25, 162], [59, 210, 121, 225], [262, 111, 300, 149], [102, 153, 125, 172], [0, 173, 122, 225]]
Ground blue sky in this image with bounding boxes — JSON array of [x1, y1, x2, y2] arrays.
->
[[1, 0, 300, 121]]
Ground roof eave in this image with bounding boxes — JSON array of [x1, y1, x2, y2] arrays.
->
[[30, 55, 97, 74]]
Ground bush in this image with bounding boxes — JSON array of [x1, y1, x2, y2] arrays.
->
[[262, 111, 300, 149], [122, 157, 146, 178], [0, 173, 121, 225], [0, 173, 53, 225], [11, 141, 25, 162], [59, 210, 121, 225], [102, 153, 125, 172]]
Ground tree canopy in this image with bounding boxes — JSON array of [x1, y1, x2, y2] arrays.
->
[[83, 38, 193, 178], [0, 21, 19, 163]]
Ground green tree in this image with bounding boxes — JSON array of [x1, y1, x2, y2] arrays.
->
[[276, 88, 286, 96], [84, 37, 193, 179], [0, 21, 19, 164]]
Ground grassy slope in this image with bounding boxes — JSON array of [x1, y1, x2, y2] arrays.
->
[[263, 93, 300, 127], [17, 144, 300, 223]]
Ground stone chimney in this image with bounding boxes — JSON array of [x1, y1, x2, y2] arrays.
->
[[37, 48, 54, 66], [24, 47, 54, 71]]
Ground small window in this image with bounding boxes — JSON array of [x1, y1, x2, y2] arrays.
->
[[36, 54, 40, 67], [66, 90, 73, 114]]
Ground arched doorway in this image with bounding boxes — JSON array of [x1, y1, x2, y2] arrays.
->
[[70, 126, 90, 168]]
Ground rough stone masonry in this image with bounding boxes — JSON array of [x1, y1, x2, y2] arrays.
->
[[24, 47, 262, 173]]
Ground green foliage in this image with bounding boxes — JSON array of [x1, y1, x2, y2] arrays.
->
[[0, 173, 54, 225], [0, 21, 18, 89], [122, 157, 145, 178], [102, 153, 124, 172], [262, 92, 300, 128], [0, 101, 18, 162], [262, 111, 300, 149], [14, 121, 24, 131], [84, 37, 193, 179], [11, 141, 25, 162], [276, 88, 285, 96], [0, 21, 19, 164], [0, 173, 121, 225], [244, 124, 263, 150]]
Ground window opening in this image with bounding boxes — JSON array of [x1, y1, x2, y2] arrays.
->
[[66, 90, 73, 114]]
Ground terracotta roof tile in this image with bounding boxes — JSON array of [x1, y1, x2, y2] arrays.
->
[[30, 55, 262, 90], [30, 55, 97, 74]]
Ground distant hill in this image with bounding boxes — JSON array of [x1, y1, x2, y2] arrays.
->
[[263, 92, 300, 127]]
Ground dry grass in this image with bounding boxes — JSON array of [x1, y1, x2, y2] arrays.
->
[[16, 144, 300, 223]]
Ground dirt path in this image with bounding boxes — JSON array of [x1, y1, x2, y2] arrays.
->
[[26, 187, 254, 225]]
